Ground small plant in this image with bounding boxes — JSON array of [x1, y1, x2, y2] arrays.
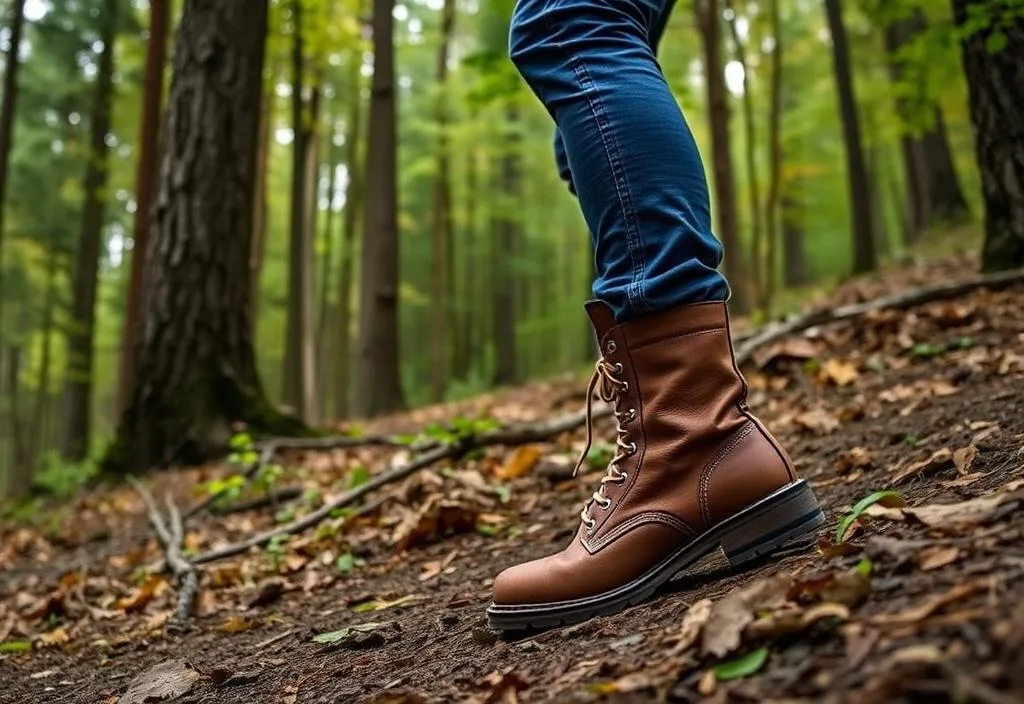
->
[[586, 443, 616, 470], [836, 490, 906, 543], [265, 534, 290, 572], [33, 451, 100, 498]]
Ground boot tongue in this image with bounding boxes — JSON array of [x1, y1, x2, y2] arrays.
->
[[584, 300, 617, 345]]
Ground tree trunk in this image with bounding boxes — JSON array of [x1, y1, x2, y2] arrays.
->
[[429, 0, 456, 403], [317, 113, 340, 419], [354, 0, 406, 417], [952, 0, 1024, 271], [724, 0, 764, 310], [453, 139, 477, 382], [763, 0, 782, 311], [104, 0, 308, 475], [694, 0, 749, 312], [0, 0, 27, 331], [823, 0, 876, 274], [251, 79, 272, 340], [31, 238, 58, 471], [117, 0, 170, 416], [283, 1, 318, 423], [883, 9, 971, 236], [63, 0, 119, 461], [492, 103, 520, 387]]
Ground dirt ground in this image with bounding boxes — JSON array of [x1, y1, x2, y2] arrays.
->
[[2, 256, 1024, 704]]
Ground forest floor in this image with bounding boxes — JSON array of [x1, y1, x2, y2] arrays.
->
[[3, 254, 1024, 704]]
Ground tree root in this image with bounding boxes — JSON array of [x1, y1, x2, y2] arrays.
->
[[128, 478, 199, 631]]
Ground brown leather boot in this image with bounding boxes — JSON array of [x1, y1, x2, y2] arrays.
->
[[486, 300, 823, 631]]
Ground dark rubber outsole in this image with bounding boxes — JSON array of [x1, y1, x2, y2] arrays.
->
[[485, 480, 824, 632]]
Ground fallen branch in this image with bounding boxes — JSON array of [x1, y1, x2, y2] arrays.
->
[[129, 478, 199, 631], [734, 267, 1024, 365], [210, 486, 304, 515]]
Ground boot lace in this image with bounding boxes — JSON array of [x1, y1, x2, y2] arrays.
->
[[573, 357, 638, 532]]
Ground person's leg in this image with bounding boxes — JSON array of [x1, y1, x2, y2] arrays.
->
[[552, 0, 678, 210], [514, 0, 726, 321]]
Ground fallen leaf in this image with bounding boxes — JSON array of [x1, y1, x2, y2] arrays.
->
[[121, 659, 201, 704], [702, 574, 791, 658], [219, 615, 253, 633], [588, 672, 660, 696], [870, 582, 988, 626], [22, 593, 66, 622], [114, 575, 167, 613], [353, 595, 420, 613], [952, 445, 978, 476], [714, 647, 769, 681], [892, 448, 953, 484], [476, 669, 530, 704], [0, 641, 32, 653], [669, 598, 713, 655], [496, 445, 543, 480], [835, 447, 874, 474], [392, 495, 479, 551], [36, 627, 69, 648], [819, 359, 859, 387], [752, 337, 821, 369], [746, 602, 850, 639], [788, 567, 871, 609], [793, 408, 839, 435], [906, 491, 1021, 530], [917, 546, 961, 571], [247, 578, 286, 609], [312, 621, 393, 648]]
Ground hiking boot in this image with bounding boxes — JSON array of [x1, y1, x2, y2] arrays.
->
[[486, 301, 824, 631]]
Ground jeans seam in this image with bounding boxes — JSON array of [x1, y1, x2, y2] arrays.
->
[[542, 7, 650, 314]]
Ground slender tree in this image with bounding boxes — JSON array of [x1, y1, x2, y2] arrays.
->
[[354, 0, 406, 416], [0, 0, 28, 338], [117, 0, 170, 414], [283, 0, 319, 423], [429, 0, 457, 403], [952, 0, 1024, 270], [763, 0, 783, 313], [694, 0, 749, 311], [823, 0, 876, 273], [62, 0, 119, 460], [492, 102, 520, 387], [105, 0, 307, 474]]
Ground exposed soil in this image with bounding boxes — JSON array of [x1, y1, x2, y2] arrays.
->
[[2, 256, 1023, 704]]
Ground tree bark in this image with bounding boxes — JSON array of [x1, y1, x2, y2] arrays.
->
[[0, 0, 27, 330], [117, 0, 171, 416], [952, 0, 1024, 271], [251, 78, 272, 340], [883, 9, 970, 236], [694, 0, 749, 312], [104, 0, 308, 475], [763, 0, 782, 312], [283, 1, 319, 423], [317, 112, 340, 418], [62, 0, 119, 461], [823, 0, 876, 274], [354, 0, 406, 417], [492, 103, 520, 387], [429, 0, 456, 403]]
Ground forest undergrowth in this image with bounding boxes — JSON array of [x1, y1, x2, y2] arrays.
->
[[1, 254, 1024, 704]]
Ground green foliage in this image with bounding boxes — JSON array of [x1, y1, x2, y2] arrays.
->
[[265, 534, 290, 571], [33, 451, 100, 498], [836, 490, 907, 543], [714, 647, 770, 680]]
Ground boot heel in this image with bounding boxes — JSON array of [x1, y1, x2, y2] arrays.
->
[[719, 480, 824, 566]]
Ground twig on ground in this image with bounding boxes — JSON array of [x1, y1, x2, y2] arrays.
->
[[129, 478, 199, 630], [210, 486, 304, 515], [733, 267, 1024, 365]]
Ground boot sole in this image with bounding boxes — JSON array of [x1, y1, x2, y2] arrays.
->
[[486, 479, 824, 632]]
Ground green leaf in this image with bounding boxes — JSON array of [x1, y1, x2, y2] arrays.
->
[[0, 641, 32, 653], [714, 647, 769, 681], [855, 557, 873, 578], [836, 491, 907, 543], [336, 553, 355, 574], [229, 432, 253, 450], [312, 621, 390, 645], [986, 31, 1008, 53], [347, 466, 371, 489], [910, 342, 944, 359]]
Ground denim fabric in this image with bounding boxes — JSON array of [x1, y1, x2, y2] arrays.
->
[[510, 0, 729, 321]]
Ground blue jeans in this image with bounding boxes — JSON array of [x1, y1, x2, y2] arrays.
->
[[510, 0, 729, 321]]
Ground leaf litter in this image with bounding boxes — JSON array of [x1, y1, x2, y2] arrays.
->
[[2, 257, 1024, 702]]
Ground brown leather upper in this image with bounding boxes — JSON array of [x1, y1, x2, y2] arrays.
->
[[491, 301, 797, 606]]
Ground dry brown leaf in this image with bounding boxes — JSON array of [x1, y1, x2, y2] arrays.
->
[[793, 408, 839, 435], [121, 659, 201, 704], [819, 359, 859, 387], [22, 593, 67, 622], [496, 445, 543, 480], [952, 445, 978, 476], [788, 568, 871, 609], [219, 615, 253, 633], [892, 448, 953, 484], [114, 575, 168, 613], [208, 564, 244, 588], [752, 337, 821, 369], [746, 602, 850, 639], [870, 582, 988, 626], [392, 494, 479, 551], [917, 546, 961, 571], [906, 491, 1021, 530], [836, 447, 874, 474], [668, 598, 713, 655], [701, 573, 791, 657], [247, 578, 287, 609], [475, 669, 530, 704], [37, 626, 69, 648]]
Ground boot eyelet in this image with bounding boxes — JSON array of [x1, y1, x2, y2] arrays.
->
[[613, 362, 623, 374], [620, 381, 629, 392], [628, 442, 637, 455], [626, 408, 637, 422], [606, 341, 617, 354], [599, 497, 612, 509], [618, 471, 628, 481]]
